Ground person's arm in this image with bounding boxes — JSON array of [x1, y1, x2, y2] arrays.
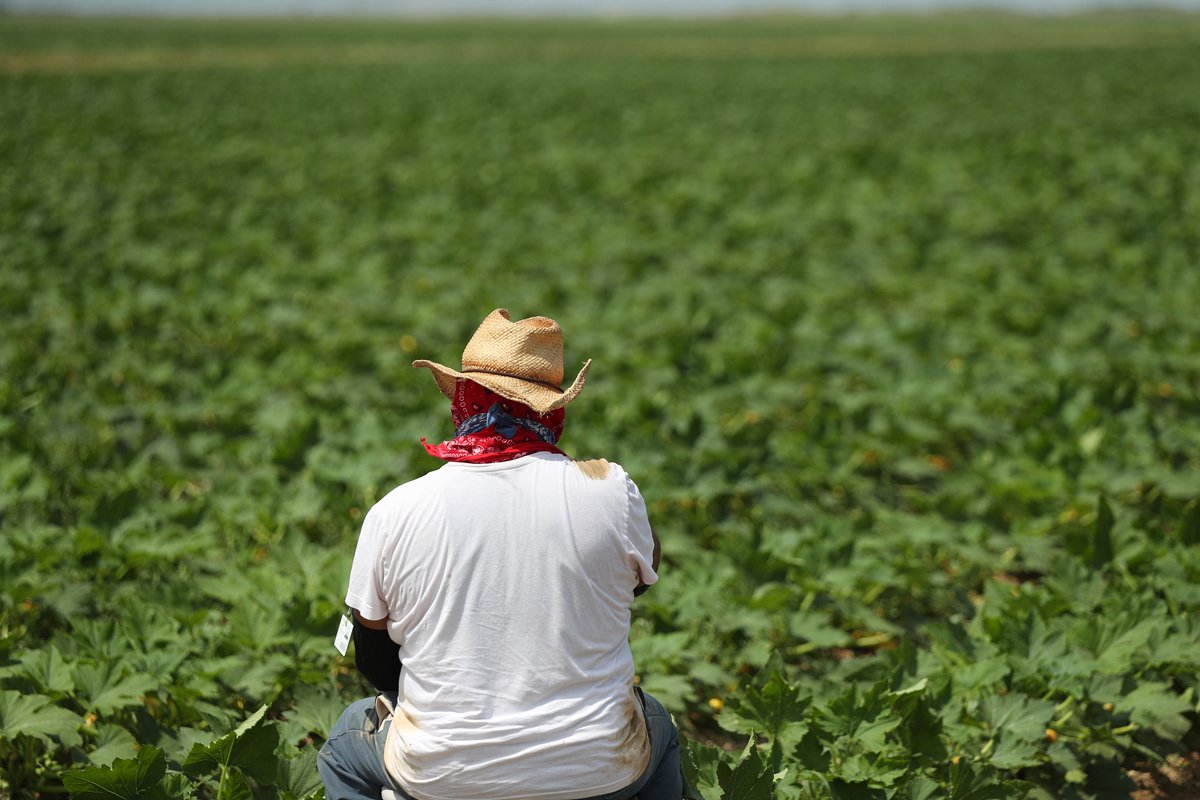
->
[[351, 608, 402, 692], [633, 529, 661, 597]]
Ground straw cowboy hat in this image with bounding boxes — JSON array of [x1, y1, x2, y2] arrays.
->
[[413, 309, 591, 415]]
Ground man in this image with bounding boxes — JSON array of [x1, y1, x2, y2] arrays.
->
[[318, 309, 683, 800]]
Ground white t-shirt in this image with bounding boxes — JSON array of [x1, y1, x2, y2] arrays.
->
[[344, 452, 659, 800]]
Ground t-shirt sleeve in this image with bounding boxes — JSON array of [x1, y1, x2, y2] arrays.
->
[[344, 507, 391, 621], [622, 473, 659, 587]]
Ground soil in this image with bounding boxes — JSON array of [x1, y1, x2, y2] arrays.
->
[[1127, 752, 1200, 800], [682, 712, 749, 753]]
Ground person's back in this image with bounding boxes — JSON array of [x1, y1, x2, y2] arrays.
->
[[351, 453, 656, 799], [318, 309, 684, 800]]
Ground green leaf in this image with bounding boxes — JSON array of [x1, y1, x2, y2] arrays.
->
[[719, 664, 811, 748], [18, 644, 76, 696], [834, 751, 909, 786], [1092, 495, 1115, 567], [854, 714, 902, 752], [1092, 621, 1155, 675], [820, 678, 909, 756], [1181, 500, 1200, 546], [891, 678, 928, 697], [895, 695, 946, 762], [906, 776, 940, 800], [88, 724, 138, 765], [1120, 682, 1193, 739], [0, 689, 81, 748], [979, 693, 1055, 740], [716, 737, 774, 800], [277, 747, 325, 800], [976, 693, 1055, 770], [150, 773, 196, 800], [986, 736, 1040, 771], [634, 673, 694, 708], [217, 653, 291, 698], [73, 662, 156, 715], [217, 768, 253, 800], [183, 705, 279, 784], [681, 735, 724, 800], [945, 760, 1012, 800], [793, 727, 830, 772], [62, 745, 166, 800], [285, 685, 349, 740], [789, 609, 853, 649], [828, 780, 887, 800]]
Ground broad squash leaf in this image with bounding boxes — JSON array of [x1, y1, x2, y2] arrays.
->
[[73, 662, 156, 716], [217, 768, 253, 800], [183, 705, 279, 784], [0, 689, 81, 748], [717, 737, 775, 800], [1091, 495, 1115, 568], [18, 644, 75, 696], [1120, 682, 1193, 739], [88, 724, 139, 765], [286, 685, 351, 740], [62, 745, 166, 800], [1181, 500, 1200, 546], [719, 657, 811, 748], [277, 746, 325, 800], [976, 694, 1055, 770]]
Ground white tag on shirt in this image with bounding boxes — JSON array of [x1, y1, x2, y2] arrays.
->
[[334, 614, 353, 656]]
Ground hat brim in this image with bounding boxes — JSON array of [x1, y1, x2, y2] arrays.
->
[[412, 359, 590, 415]]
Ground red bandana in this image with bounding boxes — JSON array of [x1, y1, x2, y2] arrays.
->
[[421, 380, 568, 464]]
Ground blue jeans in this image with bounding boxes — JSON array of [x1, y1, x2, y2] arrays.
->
[[318, 689, 683, 800]]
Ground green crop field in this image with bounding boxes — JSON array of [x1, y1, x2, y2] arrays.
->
[[2, 11, 1200, 800]]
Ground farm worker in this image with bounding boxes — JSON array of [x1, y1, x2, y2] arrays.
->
[[318, 308, 684, 800]]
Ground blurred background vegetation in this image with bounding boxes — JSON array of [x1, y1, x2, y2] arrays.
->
[[2, 10, 1199, 799]]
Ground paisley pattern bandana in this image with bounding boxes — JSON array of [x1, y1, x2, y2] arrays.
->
[[421, 380, 567, 464]]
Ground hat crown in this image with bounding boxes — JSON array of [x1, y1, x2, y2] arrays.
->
[[461, 309, 564, 386], [412, 307, 590, 415]]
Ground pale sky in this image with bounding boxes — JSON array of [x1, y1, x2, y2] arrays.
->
[[7, 0, 1200, 15]]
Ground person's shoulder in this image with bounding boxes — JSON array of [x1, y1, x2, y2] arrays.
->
[[367, 467, 452, 515], [564, 457, 610, 481], [558, 456, 635, 487]]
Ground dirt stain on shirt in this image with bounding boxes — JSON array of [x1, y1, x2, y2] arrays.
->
[[612, 687, 652, 782], [573, 458, 611, 481]]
